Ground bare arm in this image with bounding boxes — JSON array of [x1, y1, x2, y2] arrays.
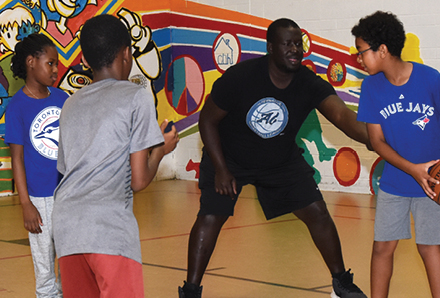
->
[[130, 120, 179, 192], [317, 94, 372, 149], [199, 95, 236, 198], [10, 144, 42, 233], [367, 123, 439, 198]]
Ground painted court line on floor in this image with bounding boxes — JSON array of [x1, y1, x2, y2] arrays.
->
[[142, 261, 332, 295]]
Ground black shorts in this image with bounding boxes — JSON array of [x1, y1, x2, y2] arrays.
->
[[198, 151, 323, 220]]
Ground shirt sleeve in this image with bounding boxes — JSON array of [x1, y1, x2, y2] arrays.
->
[[309, 71, 337, 108], [129, 88, 164, 153], [57, 128, 66, 175], [210, 64, 242, 112], [4, 97, 24, 146], [433, 69, 440, 111], [357, 77, 380, 124]]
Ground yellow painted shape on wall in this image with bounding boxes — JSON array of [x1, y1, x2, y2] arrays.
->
[[156, 89, 181, 125], [402, 33, 423, 63]]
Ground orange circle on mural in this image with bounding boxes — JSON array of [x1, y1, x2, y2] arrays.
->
[[333, 147, 361, 187]]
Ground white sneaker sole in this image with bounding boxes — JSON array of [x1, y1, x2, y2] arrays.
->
[[330, 289, 340, 298]]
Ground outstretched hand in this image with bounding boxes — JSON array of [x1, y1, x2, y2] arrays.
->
[[410, 159, 440, 199], [160, 119, 179, 155]]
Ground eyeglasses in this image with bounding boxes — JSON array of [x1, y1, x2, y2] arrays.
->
[[356, 47, 372, 57]]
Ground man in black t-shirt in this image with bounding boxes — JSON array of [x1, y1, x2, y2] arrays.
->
[[179, 18, 371, 298]]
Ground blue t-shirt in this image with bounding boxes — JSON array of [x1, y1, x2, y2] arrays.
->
[[357, 63, 440, 196], [5, 87, 69, 197]]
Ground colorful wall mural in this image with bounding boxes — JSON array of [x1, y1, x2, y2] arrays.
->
[[0, 0, 424, 195]]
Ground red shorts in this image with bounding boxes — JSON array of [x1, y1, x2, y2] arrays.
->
[[59, 254, 144, 298]]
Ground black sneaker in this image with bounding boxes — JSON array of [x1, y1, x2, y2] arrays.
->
[[178, 281, 203, 298], [331, 269, 367, 298]]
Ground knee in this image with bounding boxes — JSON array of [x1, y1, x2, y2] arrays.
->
[[189, 215, 229, 251], [417, 244, 440, 259], [200, 214, 228, 225], [192, 214, 228, 232], [295, 201, 332, 226], [372, 241, 397, 257]]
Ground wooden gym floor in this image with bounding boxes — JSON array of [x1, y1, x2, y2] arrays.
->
[[0, 180, 432, 297]]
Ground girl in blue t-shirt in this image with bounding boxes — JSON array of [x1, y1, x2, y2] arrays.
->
[[5, 33, 68, 297], [352, 11, 440, 298]]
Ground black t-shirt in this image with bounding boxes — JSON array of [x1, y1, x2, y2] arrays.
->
[[211, 55, 336, 169]]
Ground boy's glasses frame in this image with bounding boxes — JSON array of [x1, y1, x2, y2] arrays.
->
[[356, 47, 372, 57]]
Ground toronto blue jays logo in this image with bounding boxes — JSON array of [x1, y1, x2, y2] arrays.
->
[[246, 97, 288, 139], [30, 106, 61, 160], [412, 114, 430, 130]]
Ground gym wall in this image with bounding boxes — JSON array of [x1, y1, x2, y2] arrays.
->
[[0, 0, 437, 195]]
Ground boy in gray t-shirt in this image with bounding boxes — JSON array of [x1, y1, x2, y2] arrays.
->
[[53, 14, 178, 298]]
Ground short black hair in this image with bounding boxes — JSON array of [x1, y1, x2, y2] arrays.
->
[[11, 33, 55, 80], [267, 18, 300, 43], [351, 11, 405, 57], [80, 14, 131, 71]]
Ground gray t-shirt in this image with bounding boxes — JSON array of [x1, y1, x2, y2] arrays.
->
[[53, 79, 163, 263]]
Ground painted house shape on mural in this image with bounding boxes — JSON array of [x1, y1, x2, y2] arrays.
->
[[214, 36, 234, 67]]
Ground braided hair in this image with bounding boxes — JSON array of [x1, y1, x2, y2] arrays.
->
[[11, 33, 55, 80]]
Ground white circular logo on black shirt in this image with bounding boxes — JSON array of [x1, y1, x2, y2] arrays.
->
[[30, 106, 61, 160], [246, 97, 288, 139]]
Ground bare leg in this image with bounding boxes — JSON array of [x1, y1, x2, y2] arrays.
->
[[370, 240, 398, 298], [417, 244, 440, 298], [186, 214, 229, 285], [293, 200, 345, 274]]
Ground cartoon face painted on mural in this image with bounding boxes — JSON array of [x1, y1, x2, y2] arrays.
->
[[0, 5, 39, 127], [57, 7, 163, 104], [25, 0, 96, 33], [118, 8, 162, 114], [0, 6, 39, 53]]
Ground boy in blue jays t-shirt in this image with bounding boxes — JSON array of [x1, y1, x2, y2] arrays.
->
[[352, 10, 440, 298]]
